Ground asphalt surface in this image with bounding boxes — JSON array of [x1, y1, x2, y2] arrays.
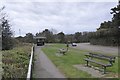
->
[[72, 43, 118, 56], [33, 46, 65, 78]]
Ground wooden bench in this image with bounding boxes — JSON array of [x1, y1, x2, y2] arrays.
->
[[84, 53, 116, 74], [58, 44, 69, 55], [59, 48, 68, 55]]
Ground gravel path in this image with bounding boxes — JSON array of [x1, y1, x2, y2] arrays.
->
[[33, 46, 65, 78], [72, 43, 118, 56]]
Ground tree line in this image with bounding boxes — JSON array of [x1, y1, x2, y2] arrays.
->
[[16, 29, 91, 44], [1, 1, 119, 50], [90, 1, 120, 46]]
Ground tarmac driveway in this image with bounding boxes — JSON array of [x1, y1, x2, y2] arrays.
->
[[71, 43, 118, 56]]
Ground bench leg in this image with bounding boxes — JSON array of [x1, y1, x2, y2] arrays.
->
[[63, 52, 65, 55], [103, 66, 106, 74], [87, 61, 89, 66]]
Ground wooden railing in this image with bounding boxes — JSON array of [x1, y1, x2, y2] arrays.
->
[[27, 45, 34, 80]]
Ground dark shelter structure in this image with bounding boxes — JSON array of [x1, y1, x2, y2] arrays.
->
[[34, 37, 46, 46]]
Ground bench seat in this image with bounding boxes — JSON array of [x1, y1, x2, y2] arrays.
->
[[85, 55, 115, 62], [84, 58, 112, 67]]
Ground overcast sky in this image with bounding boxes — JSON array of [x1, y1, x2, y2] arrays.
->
[[1, 0, 118, 36]]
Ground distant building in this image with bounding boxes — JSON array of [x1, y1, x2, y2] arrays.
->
[[34, 36, 46, 46]]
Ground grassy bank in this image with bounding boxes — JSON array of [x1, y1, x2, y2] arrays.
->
[[2, 43, 32, 78], [42, 43, 118, 78]]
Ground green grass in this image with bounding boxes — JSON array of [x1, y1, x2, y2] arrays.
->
[[2, 44, 32, 78], [42, 44, 91, 78], [42, 43, 119, 78]]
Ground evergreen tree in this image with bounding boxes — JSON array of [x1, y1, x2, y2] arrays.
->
[[111, 1, 120, 45], [57, 32, 65, 43], [25, 33, 34, 43], [0, 7, 13, 50]]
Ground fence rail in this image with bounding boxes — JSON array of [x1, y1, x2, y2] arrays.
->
[[27, 45, 34, 80]]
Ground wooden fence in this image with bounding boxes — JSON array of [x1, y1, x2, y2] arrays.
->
[[27, 45, 34, 80]]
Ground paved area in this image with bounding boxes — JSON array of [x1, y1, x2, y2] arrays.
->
[[73, 65, 105, 78], [72, 43, 118, 56], [33, 46, 65, 78]]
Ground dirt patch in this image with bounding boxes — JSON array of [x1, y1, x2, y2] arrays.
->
[[73, 64, 105, 78]]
